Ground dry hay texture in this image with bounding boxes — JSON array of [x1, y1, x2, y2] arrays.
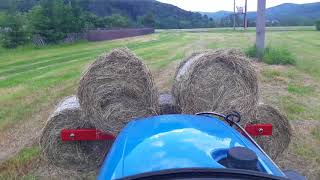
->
[[78, 48, 158, 134], [249, 104, 292, 160], [40, 96, 112, 171], [172, 48, 258, 124], [158, 91, 180, 115]]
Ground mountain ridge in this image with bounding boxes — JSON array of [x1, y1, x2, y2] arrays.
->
[[201, 2, 320, 26]]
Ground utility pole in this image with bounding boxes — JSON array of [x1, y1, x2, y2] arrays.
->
[[233, 0, 236, 30], [256, 0, 266, 58], [244, 0, 248, 29]]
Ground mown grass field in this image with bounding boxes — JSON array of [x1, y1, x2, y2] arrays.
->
[[0, 27, 319, 179]]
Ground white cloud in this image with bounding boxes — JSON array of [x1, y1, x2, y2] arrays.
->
[[157, 0, 320, 12]]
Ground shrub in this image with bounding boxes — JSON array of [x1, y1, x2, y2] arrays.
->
[[245, 45, 296, 65], [245, 45, 257, 58], [316, 20, 320, 31], [263, 47, 296, 65], [1, 13, 29, 48], [28, 0, 87, 43]]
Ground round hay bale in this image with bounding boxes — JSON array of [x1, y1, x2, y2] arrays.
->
[[40, 96, 113, 171], [77, 48, 158, 134], [158, 91, 180, 115], [212, 48, 246, 57], [172, 48, 258, 123], [249, 104, 292, 160]]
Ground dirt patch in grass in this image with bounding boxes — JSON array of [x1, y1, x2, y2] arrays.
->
[[276, 120, 320, 180], [0, 146, 95, 179], [0, 146, 40, 179], [252, 61, 320, 120], [30, 158, 96, 179], [152, 35, 210, 91], [0, 103, 53, 163], [153, 61, 180, 91], [252, 61, 290, 105], [0, 82, 76, 163]]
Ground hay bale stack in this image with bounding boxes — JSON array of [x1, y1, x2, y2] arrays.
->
[[40, 96, 112, 171], [78, 48, 158, 134], [172, 48, 258, 123], [158, 91, 180, 115], [249, 104, 292, 160]]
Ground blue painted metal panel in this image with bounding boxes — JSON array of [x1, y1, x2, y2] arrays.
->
[[98, 114, 285, 179]]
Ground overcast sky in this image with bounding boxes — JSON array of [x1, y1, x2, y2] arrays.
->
[[157, 0, 320, 12]]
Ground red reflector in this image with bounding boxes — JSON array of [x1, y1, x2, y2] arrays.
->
[[245, 124, 273, 136], [61, 129, 115, 142]]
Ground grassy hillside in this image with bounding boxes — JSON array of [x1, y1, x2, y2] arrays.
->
[[0, 27, 320, 179]]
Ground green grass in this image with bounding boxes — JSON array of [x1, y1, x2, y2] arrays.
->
[[260, 66, 320, 120], [0, 29, 320, 129], [246, 45, 296, 65], [263, 47, 296, 65], [280, 96, 306, 119], [288, 84, 314, 95]]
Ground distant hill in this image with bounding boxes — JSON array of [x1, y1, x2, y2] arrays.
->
[[202, 2, 320, 26], [200, 11, 231, 20], [0, 0, 215, 29]]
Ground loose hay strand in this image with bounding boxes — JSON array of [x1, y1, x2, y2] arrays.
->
[[77, 48, 159, 134]]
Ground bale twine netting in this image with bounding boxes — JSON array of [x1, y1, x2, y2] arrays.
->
[[78, 48, 159, 135], [40, 96, 113, 171], [172, 48, 259, 124], [248, 104, 292, 160], [158, 91, 180, 115]]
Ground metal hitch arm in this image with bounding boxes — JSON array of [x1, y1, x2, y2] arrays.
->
[[244, 124, 273, 137], [61, 129, 115, 142]]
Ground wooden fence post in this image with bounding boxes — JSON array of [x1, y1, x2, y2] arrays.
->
[[244, 0, 248, 29], [233, 0, 236, 30], [256, 0, 266, 58]]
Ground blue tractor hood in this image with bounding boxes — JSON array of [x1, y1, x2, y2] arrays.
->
[[98, 114, 285, 179]]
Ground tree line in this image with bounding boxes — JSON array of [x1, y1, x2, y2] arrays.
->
[[0, 0, 158, 48], [3, 0, 317, 49], [0, 0, 218, 48]]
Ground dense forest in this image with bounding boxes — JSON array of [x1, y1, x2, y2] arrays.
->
[[0, 0, 217, 48], [0, 0, 319, 48], [0, 0, 216, 29]]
